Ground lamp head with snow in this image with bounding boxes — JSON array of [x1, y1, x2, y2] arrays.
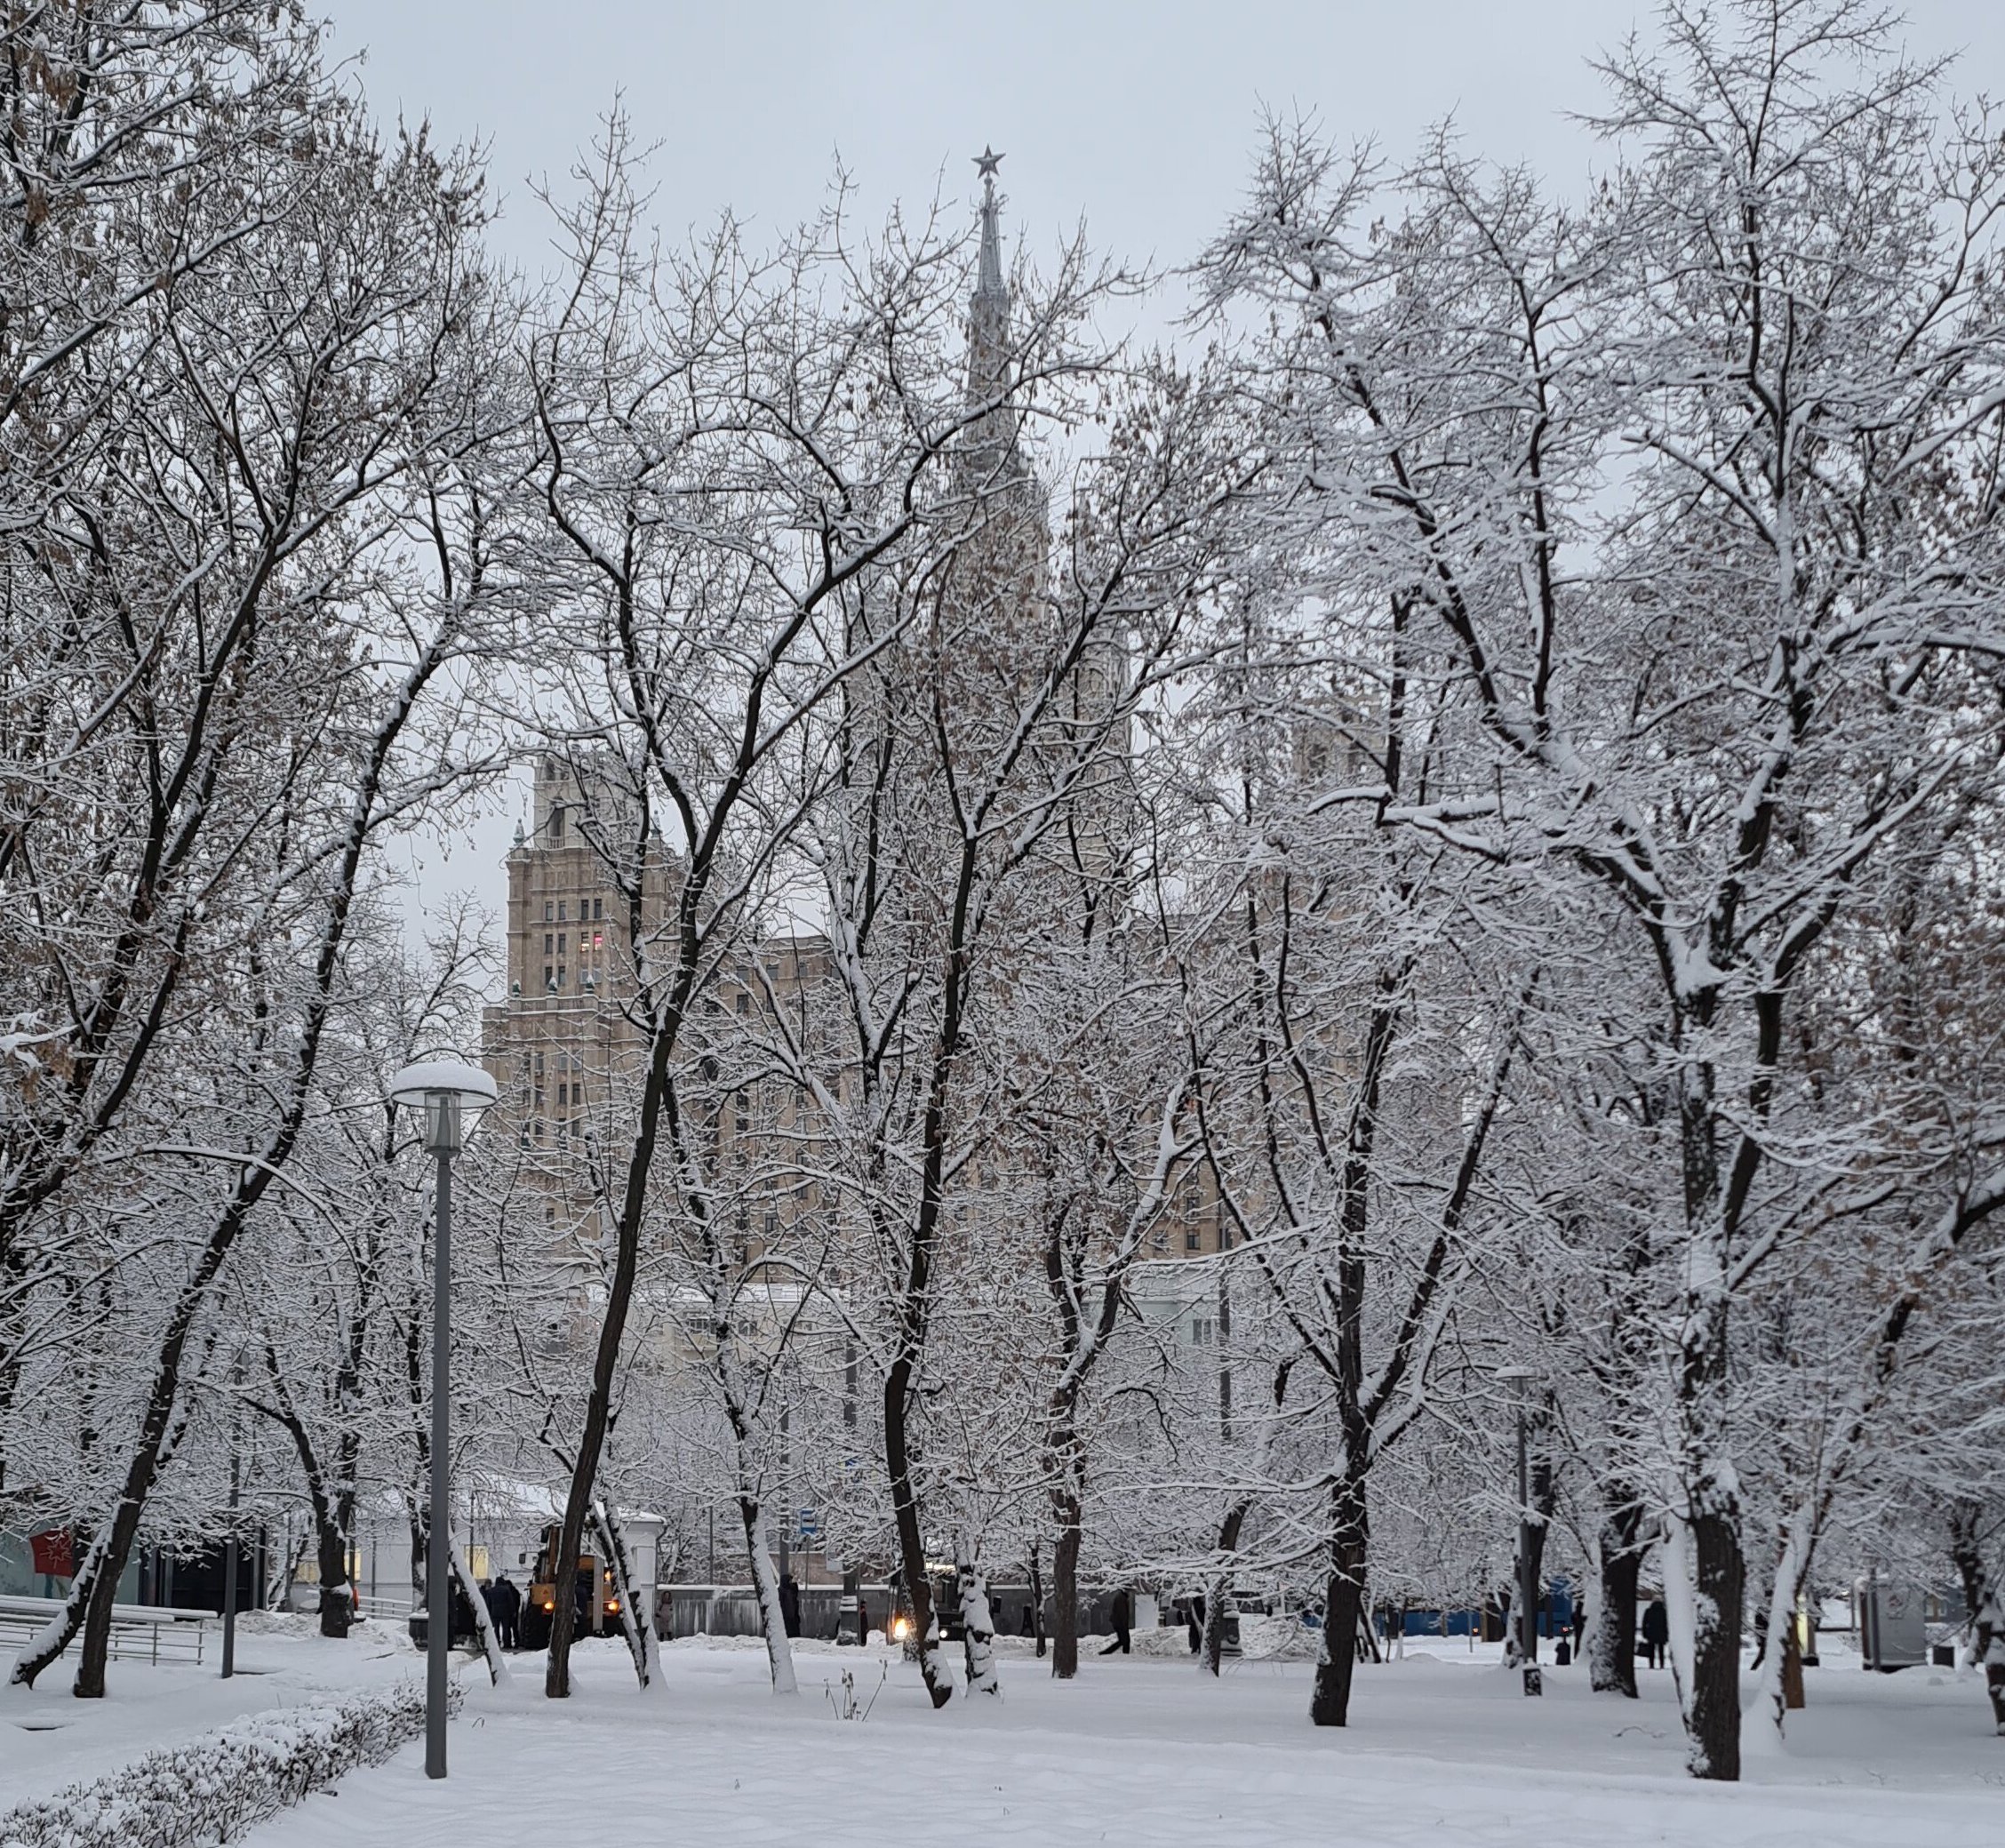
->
[[387, 1059, 498, 1154]]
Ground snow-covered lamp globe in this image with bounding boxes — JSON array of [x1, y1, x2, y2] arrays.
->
[[387, 1058, 497, 1152]]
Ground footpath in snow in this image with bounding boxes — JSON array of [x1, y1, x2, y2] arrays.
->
[[146, 1632, 2005, 1848]]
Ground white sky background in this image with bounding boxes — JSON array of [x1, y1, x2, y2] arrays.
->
[[338, 0, 2005, 976]]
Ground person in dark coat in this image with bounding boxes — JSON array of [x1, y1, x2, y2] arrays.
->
[[1641, 1597, 1670, 1669], [779, 1572, 802, 1638], [489, 1572, 522, 1651], [1188, 1594, 1207, 1654], [451, 1579, 477, 1645], [1100, 1587, 1132, 1655]]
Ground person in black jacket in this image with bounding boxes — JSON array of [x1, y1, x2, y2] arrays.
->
[[1100, 1587, 1132, 1655], [489, 1572, 522, 1651], [1641, 1597, 1670, 1669]]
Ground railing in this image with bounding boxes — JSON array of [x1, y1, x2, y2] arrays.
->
[[0, 1595, 212, 1666]]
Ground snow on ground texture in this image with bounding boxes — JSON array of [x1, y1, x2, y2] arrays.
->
[[207, 1635, 2005, 1848], [0, 1614, 423, 1813]]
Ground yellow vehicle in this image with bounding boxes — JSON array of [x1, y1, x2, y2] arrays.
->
[[517, 1523, 625, 1649]]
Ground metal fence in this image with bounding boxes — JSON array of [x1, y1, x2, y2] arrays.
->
[[0, 1597, 211, 1667]]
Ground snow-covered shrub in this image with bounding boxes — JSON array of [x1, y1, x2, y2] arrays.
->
[[0, 1680, 459, 1848]]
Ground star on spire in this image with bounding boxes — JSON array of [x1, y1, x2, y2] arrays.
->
[[974, 146, 1004, 181]]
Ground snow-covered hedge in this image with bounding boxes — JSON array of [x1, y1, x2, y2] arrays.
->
[[0, 1680, 459, 1848]]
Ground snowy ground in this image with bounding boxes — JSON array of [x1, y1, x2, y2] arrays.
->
[[9, 1626, 2002, 1845], [0, 1612, 421, 1812]]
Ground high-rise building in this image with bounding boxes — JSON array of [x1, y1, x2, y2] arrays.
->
[[478, 156, 1219, 1271]]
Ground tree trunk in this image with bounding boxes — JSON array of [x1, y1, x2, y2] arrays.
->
[[1309, 1477, 1368, 1727], [958, 1550, 999, 1695], [1781, 1609, 1804, 1711], [1591, 1497, 1643, 1698], [449, 1531, 509, 1686], [1051, 1490, 1082, 1680], [593, 1500, 662, 1690], [1202, 1500, 1250, 1677], [315, 1519, 354, 1640], [1948, 1499, 2005, 1736], [1669, 1503, 1745, 1781], [883, 1356, 952, 1706], [14, 1204, 245, 1693], [739, 1499, 797, 1695], [1028, 1540, 1047, 1659]]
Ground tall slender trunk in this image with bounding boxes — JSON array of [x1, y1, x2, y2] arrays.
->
[[883, 1355, 951, 1705], [592, 1500, 662, 1690], [739, 1499, 797, 1695], [1308, 1476, 1368, 1726], [449, 1531, 509, 1686], [1049, 1446, 1085, 1679], [1028, 1539, 1047, 1658], [12, 1208, 234, 1693]]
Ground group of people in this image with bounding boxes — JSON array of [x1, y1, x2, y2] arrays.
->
[[476, 1572, 523, 1650]]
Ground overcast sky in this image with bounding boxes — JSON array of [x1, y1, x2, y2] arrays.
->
[[332, 0, 2005, 964]]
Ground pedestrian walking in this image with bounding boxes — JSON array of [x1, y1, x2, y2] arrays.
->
[[1100, 1587, 1132, 1655]]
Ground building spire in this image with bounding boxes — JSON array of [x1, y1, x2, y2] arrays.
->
[[965, 145, 1018, 482], [974, 146, 1006, 304]]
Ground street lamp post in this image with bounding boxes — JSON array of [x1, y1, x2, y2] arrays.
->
[[221, 1412, 240, 1678], [1495, 1364, 1542, 1698], [387, 1059, 497, 1782]]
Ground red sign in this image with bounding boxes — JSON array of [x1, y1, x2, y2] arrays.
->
[[29, 1528, 75, 1578]]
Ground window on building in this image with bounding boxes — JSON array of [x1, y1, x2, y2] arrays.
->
[[1183, 1186, 1202, 1213], [763, 1211, 779, 1240], [551, 807, 565, 840], [543, 964, 553, 990], [534, 1119, 544, 1142], [557, 1083, 568, 1108], [544, 1204, 556, 1224], [593, 898, 603, 920], [533, 1088, 544, 1110], [534, 1052, 545, 1076], [735, 991, 750, 1016], [1186, 1228, 1202, 1252], [557, 966, 566, 988], [557, 933, 566, 955], [593, 931, 603, 950], [543, 901, 553, 922], [544, 932, 553, 955], [557, 900, 567, 921]]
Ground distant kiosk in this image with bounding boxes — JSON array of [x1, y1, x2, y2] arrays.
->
[[1857, 1573, 1928, 1670]]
